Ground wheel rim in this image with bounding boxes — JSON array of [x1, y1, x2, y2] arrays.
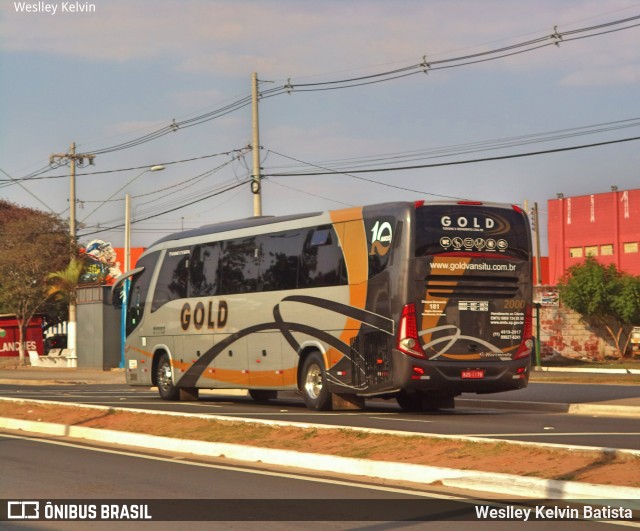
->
[[158, 361, 172, 391], [304, 363, 323, 400]]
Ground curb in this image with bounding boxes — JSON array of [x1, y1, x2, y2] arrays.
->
[[533, 367, 640, 375], [456, 398, 640, 418], [3, 396, 639, 457], [2, 415, 639, 504]]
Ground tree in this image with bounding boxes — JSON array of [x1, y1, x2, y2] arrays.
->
[[558, 257, 640, 357], [47, 257, 88, 363], [0, 200, 69, 365]]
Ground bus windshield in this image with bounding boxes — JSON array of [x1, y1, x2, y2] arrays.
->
[[415, 204, 531, 261]]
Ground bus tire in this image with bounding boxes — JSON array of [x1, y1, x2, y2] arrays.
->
[[249, 389, 277, 402], [396, 390, 423, 411], [301, 352, 332, 411], [156, 353, 179, 401]]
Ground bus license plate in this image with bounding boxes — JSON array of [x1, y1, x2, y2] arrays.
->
[[461, 369, 485, 379]]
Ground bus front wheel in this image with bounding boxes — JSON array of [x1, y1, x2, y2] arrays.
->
[[301, 352, 332, 411], [156, 353, 179, 401]]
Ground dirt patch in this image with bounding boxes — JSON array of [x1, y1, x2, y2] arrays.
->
[[1, 401, 638, 488]]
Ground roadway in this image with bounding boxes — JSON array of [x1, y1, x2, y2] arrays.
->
[[1, 382, 639, 450], [0, 433, 629, 529]]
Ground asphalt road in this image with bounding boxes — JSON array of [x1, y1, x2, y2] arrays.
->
[[1, 383, 639, 450], [0, 433, 629, 530]]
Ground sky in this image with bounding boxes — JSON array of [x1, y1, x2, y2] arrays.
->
[[1, 0, 639, 255]]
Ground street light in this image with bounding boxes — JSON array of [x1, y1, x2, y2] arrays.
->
[[124, 165, 165, 274], [120, 165, 165, 369]]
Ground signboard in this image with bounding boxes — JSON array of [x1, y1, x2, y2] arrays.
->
[[0, 316, 44, 357]]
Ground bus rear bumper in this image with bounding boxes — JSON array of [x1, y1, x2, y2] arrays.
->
[[393, 350, 531, 395]]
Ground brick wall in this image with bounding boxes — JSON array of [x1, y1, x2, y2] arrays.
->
[[534, 287, 618, 360]]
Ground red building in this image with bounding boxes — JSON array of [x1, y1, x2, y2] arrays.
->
[[548, 188, 640, 285], [0, 315, 44, 357]]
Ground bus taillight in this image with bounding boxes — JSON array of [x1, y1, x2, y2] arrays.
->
[[514, 305, 534, 359], [397, 303, 427, 359]]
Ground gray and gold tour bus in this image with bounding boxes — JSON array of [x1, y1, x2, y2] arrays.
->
[[115, 200, 533, 411]]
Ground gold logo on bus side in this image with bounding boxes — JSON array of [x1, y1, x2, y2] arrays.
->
[[180, 300, 228, 331]]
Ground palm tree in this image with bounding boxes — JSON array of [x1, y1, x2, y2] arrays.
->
[[47, 257, 86, 364]]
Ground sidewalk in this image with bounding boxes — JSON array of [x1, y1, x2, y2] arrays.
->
[[0, 366, 125, 385]]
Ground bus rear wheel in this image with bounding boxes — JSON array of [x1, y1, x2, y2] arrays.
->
[[301, 352, 332, 411], [396, 390, 423, 411], [156, 353, 179, 401]]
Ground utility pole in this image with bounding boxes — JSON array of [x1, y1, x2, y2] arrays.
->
[[251, 72, 262, 216], [50, 143, 96, 254], [49, 142, 96, 368]]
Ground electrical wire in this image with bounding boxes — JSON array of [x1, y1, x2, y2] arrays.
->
[[263, 117, 640, 173], [0, 147, 250, 183], [4, 11, 639, 189], [260, 14, 640, 95], [264, 150, 467, 200], [79, 178, 252, 238], [264, 135, 640, 177]]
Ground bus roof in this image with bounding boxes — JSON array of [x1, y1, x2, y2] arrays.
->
[[152, 211, 323, 246]]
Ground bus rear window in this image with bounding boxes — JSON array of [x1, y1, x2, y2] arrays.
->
[[415, 205, 530, 260]]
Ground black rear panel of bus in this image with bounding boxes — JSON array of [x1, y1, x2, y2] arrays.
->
[[414, 204, 532, 363]]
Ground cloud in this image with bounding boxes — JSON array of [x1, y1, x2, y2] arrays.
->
[[2, 0, 639, 104], [3, 0, 636, 86]]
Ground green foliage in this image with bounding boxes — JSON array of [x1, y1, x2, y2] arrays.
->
[[0, 200, 70, 362], [558, 256, 640, 356], [47, 257, 87, 304]]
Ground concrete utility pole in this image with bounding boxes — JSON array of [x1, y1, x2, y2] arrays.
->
[[49, 142, 96, 367], [251, 72, 262, 216]]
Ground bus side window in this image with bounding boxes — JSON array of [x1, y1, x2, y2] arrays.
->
[[190, 243, 221, 297], [300, 226, 347, 288], [151, 249, 190, 312], [258, 230, 304, 291], [218, 237, 259, 295]]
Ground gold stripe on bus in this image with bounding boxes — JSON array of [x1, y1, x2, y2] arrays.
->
[[190, 367, 297, 386], [330, 208, 368, 369]]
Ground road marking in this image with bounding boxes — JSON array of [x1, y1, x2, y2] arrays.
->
[[0, 432, 458, 500], [369, 417, 434, 423]]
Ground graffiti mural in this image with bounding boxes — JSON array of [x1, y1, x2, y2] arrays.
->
[[79, 240, 122, 285]]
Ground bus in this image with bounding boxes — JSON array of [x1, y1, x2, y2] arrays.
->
[[115, 200, 533, 411]]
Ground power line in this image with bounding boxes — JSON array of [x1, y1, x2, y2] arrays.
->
[[5, 10, 639, 191], [79, 179, 252, 238], [264, 117, 640, 173], [259, 14, 640, 96], [264, 150, 466, 200], [0, 146, 250, 183], [264, 135, 640, 177]]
